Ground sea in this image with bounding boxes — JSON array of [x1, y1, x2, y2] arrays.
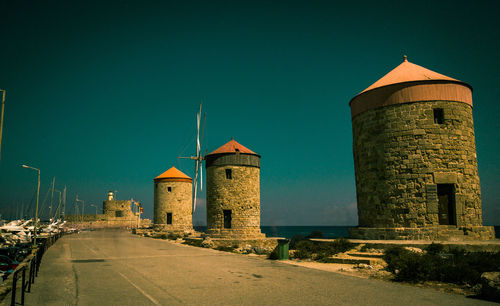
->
[[194, 225, 500, 239]]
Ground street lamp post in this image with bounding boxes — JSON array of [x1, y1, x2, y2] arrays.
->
[[22, 164, 40, 247], [0, 89, 6, 161], [90, 204, 97, 216], [76, 195, 85, 223]]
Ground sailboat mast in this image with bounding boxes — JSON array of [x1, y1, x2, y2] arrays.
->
[[49, 177, 55, 219]]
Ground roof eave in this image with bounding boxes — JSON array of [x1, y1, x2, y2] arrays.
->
[[349, 79, 473, 107]]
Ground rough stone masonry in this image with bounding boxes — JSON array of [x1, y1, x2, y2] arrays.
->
[[205, 139, 265, 239], [348, 57, 494, 240]]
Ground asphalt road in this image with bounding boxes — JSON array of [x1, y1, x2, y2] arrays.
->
[[21, 230, 493, 305]]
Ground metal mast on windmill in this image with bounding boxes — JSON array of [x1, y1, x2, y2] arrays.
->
[[179, 103, 206, 214]]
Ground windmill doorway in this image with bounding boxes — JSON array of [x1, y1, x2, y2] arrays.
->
[[223, 210, 232, 229], [437, 184, 456, 225]]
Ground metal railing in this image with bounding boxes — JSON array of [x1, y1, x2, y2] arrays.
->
[[8, 232, 63, 305]]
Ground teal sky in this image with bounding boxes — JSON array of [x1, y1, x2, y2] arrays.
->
[[0, 0, 499, 225]]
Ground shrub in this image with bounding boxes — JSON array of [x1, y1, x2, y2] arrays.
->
[[167, 233, 181, 240], [268, 246, 279, 260], [292, 238, 353, 260], [383, 245, 500, 286], [182, 239, 203, 247], [426, 243, 444, 255], [289, 235, 305, 250], [330, 238, 353, 253], [305, 231, 324, 239], [293, 240, 316, 259], [216, 245, 236, 252]]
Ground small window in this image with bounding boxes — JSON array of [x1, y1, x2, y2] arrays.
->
[[225, 169, 232, 180], [167, 187, 172, 192], [167, 213, 172, 224], [115, 211, 124, 217], [434, 108, 444, 124]]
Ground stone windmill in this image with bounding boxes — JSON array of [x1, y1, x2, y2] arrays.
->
[[348, 56, 494, 240], [205, 138, 265, 239], [153, 166, 193, 232]]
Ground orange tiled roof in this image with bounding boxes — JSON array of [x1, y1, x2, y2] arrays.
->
[[207, 139, 258, 156], [154, 166, 192, 181], [359, 56, 463, 95]]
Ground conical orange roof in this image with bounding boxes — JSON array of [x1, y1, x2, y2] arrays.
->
[[154, 166, 192, 182], [358, 56, 465, 95], [349, 56, 473, 118], [207, 139, 258, 156]]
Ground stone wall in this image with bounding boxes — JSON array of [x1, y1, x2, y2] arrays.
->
[[66, 219, 150, 229], [103, 200, 135, 218], [351, 100, 493, 240], [154, 180, 193, 231], [206, 165, 264, 239]]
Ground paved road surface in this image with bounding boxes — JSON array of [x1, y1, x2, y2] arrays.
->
[[21, 230, 492, 305]]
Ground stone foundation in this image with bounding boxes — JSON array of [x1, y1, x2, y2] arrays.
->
[[205, 227, 266, 239], [153, 224, 194, 234], [185, 236, 278, 251], [349, 225, 495, 241]]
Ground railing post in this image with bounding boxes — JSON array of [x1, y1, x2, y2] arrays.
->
[[35, 250, 40, 277], [21, 267, 26, 305], [29, 255, 35, 287], [11, 270, 18, 306]]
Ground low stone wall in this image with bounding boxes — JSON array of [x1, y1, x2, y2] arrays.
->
[[349, 225, 495, 241], [67, 219, 151, 229], [204, 237, 279, 251], [205, 228, 266, 239]]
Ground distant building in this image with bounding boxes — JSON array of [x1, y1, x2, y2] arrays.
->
[[349, 56, 494, 240], [103, 191, 136, 219], [153, 166, 193, 232], [66, 191, 146, 228], [205, 139, 265, 239]]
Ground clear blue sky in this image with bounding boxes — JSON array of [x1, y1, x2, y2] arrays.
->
[[0, 0, 498, 226]]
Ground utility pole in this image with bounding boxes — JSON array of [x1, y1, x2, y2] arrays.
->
[[22, 164, 40, 247], [0, 89, 5, 161]]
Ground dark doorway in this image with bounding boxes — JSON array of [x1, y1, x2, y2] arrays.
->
[[167, 213, 172, 224], [437, 184, 456, 225], [223, 210, 232, 229]]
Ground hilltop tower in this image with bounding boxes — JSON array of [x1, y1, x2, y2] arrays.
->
[[154, 166, 193, 232], [205, 139, 265, 239], [349, 56, 494, 240]]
